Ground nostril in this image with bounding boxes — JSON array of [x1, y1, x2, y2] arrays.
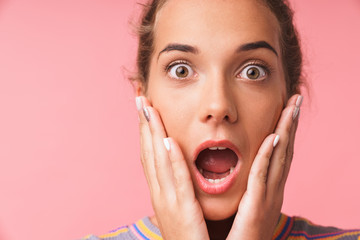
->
[[206, 114, 230, 121]]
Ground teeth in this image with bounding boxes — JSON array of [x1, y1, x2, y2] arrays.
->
[[198, 167, 236, 184], [205, 178, 215, 183], [208, 147, 227, 150], [205, 177, 227, 184]]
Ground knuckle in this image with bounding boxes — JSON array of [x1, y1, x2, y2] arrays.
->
[[139, 119, 148, 129], [175, 183, 187, 197], [259, 172, 267, 183], [174, 173, 183, 187], [258, 148, 272, 160], [278, 155, 287, 166], [140, 156, 145, 166], [153, 157, 161, 169], [142, 149, 153, 161], [250, 169, 267, 183]]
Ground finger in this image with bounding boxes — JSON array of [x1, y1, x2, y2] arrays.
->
[[266, 95, 302, 195], [246, 134, 279, 202], [136, 96, 159, 194], [164, 137, 196, 202], [143, 101, 176, 193], [280, 107, 300, 188]]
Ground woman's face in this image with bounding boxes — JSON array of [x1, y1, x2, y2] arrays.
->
[[145, 0, 287, 220]]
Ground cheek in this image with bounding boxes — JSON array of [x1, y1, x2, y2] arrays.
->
[[241, 90, 284, 162], [151, 93, 198, 166], [147, 64, 200, 161], [159, 102, 190, 135], [150, 88, 196, 138]]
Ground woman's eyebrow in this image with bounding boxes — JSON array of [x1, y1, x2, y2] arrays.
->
[[157, 41, 278, 60], [237, 41, 278, 57], [158, 43, 199, 60]]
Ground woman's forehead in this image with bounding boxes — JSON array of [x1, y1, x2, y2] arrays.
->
[[153, 0, 281, 55]]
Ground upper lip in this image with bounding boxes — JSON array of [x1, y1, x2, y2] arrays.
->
[[192, 139, 242, 162]]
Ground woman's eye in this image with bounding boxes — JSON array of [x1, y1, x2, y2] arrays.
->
[[239, 65, 267, 80], [168, 63, 194, 79]]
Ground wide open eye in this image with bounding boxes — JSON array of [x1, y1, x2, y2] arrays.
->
[[239, 65, 267, 81], [168, 63, 194, 79]]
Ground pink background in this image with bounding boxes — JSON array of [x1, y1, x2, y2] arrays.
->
[[0, 0, 359, 239]]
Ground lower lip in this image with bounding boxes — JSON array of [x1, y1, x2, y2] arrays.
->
[[193, 160, 241, 195]]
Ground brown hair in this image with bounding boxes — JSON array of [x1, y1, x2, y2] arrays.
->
[[131, 0, 303, 97]]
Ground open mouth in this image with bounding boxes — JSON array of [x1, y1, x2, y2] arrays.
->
[[195, 147, 238, 184]]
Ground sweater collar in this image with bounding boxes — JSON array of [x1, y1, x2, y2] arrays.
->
[[136, 213, 293, 240]]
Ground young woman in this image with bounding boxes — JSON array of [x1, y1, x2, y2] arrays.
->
[[84, 0, 360, 239]]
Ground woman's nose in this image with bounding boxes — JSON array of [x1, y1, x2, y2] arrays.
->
[[198, 75, 238, 124]]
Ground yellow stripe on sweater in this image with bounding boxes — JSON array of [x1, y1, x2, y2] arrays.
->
[[136, 219, 163, 240], [99, 228, 128, 238]]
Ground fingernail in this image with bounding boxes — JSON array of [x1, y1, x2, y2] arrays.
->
[[163, 138, 170, 151], [292, 107, 300, 120], [135, 96, 142, 111], [143, 106, 150, 122], [273, 135, 280, 147], [292, 95, 303, 120], [296, 95, 303, 108]]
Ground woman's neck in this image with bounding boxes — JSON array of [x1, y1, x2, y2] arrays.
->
[[205, 214, 235, 240], [149, 214, 236, 240]]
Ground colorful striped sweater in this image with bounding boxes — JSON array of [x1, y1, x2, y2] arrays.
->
[[82, 214, 360, 240]]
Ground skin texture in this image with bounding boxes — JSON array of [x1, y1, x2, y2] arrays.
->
[[135, 0, 302, 239]]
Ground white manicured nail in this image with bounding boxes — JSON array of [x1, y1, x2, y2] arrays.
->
[[273, 135, 280, 147], [296, 95, 303, 108], [163, 138, 170, 151], [292, 107, 300, 120], [135, 96, 142, 111], [143, 107, 150, 122], [292, 95, 303, 120]]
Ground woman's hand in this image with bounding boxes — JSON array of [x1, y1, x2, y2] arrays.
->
[[136, 96, 209, 240], [226, 94, 303, 240]]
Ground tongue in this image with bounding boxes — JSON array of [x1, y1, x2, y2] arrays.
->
[[196, 149, 237, 179]]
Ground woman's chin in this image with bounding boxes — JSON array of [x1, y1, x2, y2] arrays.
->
[[203, 209, 237, 221], [200, 198, 239, 221], [196, 185, 245, 221]]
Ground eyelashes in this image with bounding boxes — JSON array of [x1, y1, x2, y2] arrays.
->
[[237, 61, 274, 81], [163, 59, 274, 81], [165, 60, 195, 80]]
